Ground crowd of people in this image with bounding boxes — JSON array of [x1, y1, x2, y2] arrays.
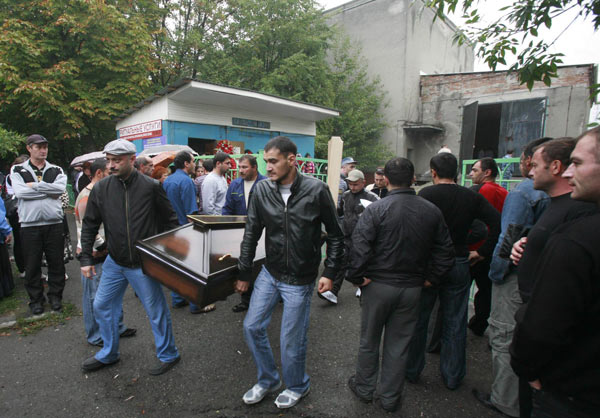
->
[[0, 128, 599, 417]]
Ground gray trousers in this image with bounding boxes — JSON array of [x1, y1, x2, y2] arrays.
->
[[355, 281, 421, 411], [488, 272, 521, 417]]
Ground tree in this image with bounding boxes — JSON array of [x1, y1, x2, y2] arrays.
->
[[0, 0, 154, 166], [0, 125, 26, 160], [424, 0, 600, 98]]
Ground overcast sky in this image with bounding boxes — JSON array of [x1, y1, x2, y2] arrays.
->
[[318, 0, 600, 71]]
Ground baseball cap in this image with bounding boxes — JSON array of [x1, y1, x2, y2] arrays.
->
[[26, 134, 48, 146], [103, 139, 137, 155], [341, 157, 357, 167], [347, 169, 365, 182]]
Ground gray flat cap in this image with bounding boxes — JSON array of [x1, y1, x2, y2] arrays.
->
[[103, 139, 137, 155]]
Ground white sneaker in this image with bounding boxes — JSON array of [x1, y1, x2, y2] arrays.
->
[[242, 380, 282, 405], [320, 290, 338, 305], [355, 288, 361, 298], [274, 387, 310, 409], [19, 271, 26, 279], [41, 273, 48, 282]]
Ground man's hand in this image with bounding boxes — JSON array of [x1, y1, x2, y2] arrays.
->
[[529, 379, 542, 390], [510, 237, 527, 266], [424, 280, 433, 288], [234, 280, 249, 294], [318, 277, 333, 293], [468, 250, 485, 266], [359, 277, 372, 287], [81, 265, 96, 279], [5, 234, 12, 244], [26, 182, 34, 188]]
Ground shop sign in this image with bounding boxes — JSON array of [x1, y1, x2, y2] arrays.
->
[[119, 120, 162, 141]]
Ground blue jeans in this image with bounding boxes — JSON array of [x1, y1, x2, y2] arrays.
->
[[81, 263, 126, 345], [406, 257, 470, 389], [171, 291, 199, 312], [243, 266, 314, 394], [93, 255, 179, 364]]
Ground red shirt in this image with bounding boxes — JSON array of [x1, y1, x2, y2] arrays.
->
[[469, 181, 507, 251]]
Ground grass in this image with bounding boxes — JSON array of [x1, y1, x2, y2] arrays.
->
[[12, 302, 79, 336], [0, 289, 27, 316]]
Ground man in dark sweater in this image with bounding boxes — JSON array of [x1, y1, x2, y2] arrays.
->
[[345, 158, 454, 413], [510, 127, 600, 417], [406, 152, 500, 390]]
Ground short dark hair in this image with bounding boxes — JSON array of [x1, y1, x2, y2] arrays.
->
[[430, 153, 458, 180], [134, 156, 150, 169], [523, 137, 553, 159], [384, 158, 414, 187], [213, 151, 230, 165], [90, 158, 108, 177], [239, 154, 257, 167], [576, 126, 600, 162], [535, 138, 575, 171], [478, 157, 498, 178], [173, 151, 193, 169], [375, 168, 385, 176], [264, 136, 297, 156], [202, 159, 214, 172]]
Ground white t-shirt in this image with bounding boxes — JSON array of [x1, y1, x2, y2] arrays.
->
[[279, 183, 292, 205], [243, 180, 254, 208]]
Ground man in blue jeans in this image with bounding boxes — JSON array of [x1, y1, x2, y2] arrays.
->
[[80, 139, 180, 376], [406, 152, 500, 389], [235, 136, 343, 409]]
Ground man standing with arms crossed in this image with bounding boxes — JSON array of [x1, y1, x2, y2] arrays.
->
[[11, 134, 66, 314], [222, 154, 266, 313], [236, 136, 343, 409], [80, 139, 180, 375]]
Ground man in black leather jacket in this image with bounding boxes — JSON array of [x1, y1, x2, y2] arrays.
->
[[236, 136, 343, 409], [80, 139, 181, 376]]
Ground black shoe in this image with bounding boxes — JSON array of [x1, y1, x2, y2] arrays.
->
[[119, 328, 137, 338], [472, 389, 511, 416], [232, 302, 249, 313], [347, 375, 372, 403], [50, 298, 62, 312], [173, 300, 189, 308], [81, 356, 119, 372], [468, 316, 486, 336], [30, 303, 44, 315], [373, 398, 396, 414], [149, 356, 180, 376]]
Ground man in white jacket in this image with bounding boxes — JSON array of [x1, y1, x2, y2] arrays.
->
[[11, 134, 66, 315]]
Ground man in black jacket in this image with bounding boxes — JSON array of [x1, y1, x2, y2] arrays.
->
[[510, 127, 600, 418], [345, 158, 454, 413], [236, 136, 343, 409], [80, 139, 181, 376], [406, 152, 500, 390]]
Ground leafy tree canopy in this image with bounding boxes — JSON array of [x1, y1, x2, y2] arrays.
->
[[424, 0, 600, 97], [0, 125, 26, 160]]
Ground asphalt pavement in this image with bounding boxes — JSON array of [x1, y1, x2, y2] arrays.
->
[[0, 215, 501, 417]]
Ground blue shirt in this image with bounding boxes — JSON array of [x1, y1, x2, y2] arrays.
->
[[0, 198, 12, 239], [163, 169, 198, 225], [222, 174, 267, 215], [488, 178, 549, 282]]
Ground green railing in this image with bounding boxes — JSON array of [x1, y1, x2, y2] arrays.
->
[[460, 157, 522, 191], [195, 150, 329, 183]]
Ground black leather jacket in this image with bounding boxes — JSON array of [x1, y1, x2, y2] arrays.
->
[[80, 169, 178, 268], [346, 188, 455, 287], [238, 173, 344, 285]]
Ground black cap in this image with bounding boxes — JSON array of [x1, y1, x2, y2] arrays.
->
[[26, 134, 48, 146]]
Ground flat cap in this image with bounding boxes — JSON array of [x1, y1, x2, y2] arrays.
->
[[347, 169, 364, 182], [103, 139, 137, 155], [341, 157, 357, 166], [27, 134, 48, 145]]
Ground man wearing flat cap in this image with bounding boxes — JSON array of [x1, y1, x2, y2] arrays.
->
[[339, 157, 357, 205], [79, 139, 181, 375], [10, 134, 67, 315]]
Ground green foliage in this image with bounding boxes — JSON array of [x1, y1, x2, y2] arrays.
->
[[0, 0, 155, 165], [0, 125, 26, 159], [424, 0, 600, 100]]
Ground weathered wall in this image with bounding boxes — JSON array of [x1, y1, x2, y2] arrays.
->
[[325, 0, 474, 162], [418, 64, 595, 172]]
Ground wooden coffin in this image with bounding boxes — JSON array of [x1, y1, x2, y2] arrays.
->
[[136, 215, 265, 308]]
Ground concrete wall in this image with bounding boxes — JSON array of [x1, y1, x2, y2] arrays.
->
[[325, 0, 474, 160], [419, 64, 594, 171]]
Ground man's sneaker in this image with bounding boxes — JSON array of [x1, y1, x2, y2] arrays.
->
[[355, 288, 362, 298], [242, 380, 282, 405], [318, 290, 338, 305], [19, 271, 26, 279], [274, 387, 310, 409]]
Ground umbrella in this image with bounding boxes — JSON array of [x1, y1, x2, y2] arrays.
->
[[70, 151, 105, 167], [139, 145, 197, 158], [151, 151, 176, 168]]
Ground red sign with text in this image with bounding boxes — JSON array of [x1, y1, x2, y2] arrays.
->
[[119, 120, 162, 141]]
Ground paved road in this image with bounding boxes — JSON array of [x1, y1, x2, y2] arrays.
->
[[1, 215, 501, 417]]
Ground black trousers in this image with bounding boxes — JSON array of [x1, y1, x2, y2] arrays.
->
[[7, 211, 25, 273], [21, 223, 65, 305], [531, 389, 598, 418], [332, 242, 351, 295], [468, 258, 492, 334]]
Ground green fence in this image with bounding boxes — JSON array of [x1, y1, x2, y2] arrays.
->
[[460, 157, 522, 190]]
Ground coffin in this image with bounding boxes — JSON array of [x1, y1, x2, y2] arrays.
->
[[135, 215, 265, 308]]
